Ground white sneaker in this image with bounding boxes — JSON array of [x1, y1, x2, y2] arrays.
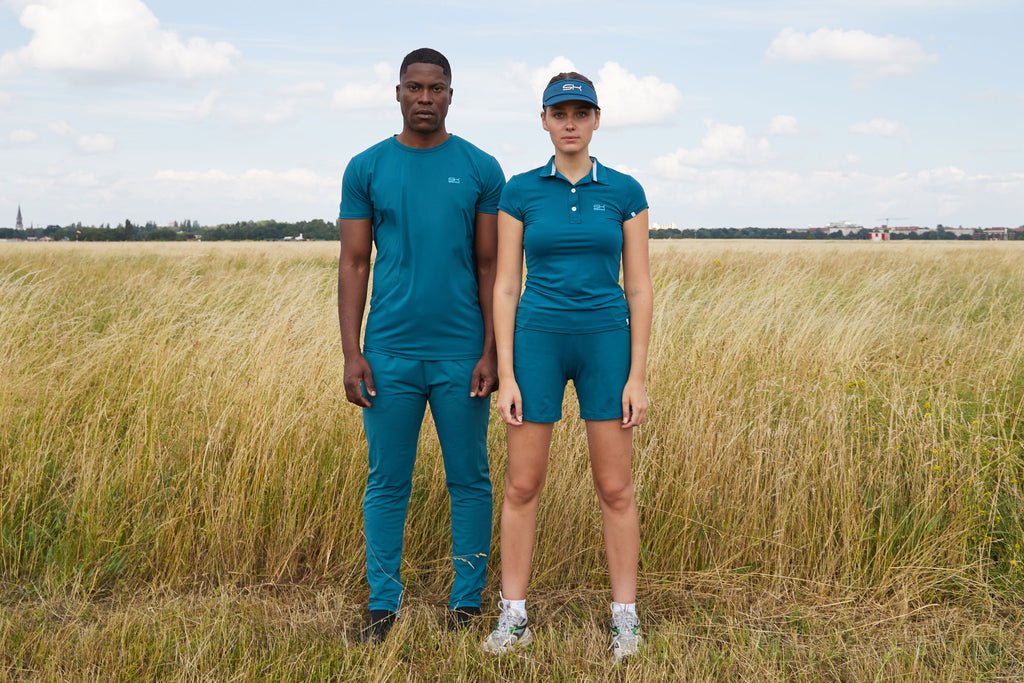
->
[[609, 610, 641, 663], [482, 603, 532, 654]]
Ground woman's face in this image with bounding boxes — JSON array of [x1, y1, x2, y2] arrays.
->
[[542, 101, 600, 155]]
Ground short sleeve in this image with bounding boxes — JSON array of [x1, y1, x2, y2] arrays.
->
[[338, 155, 373, 220], [475, 155, 505, 215], [497, 175, 524, 221], [622, 175, 648, 220]]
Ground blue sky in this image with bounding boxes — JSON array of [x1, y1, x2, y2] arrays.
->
[[1, 0, 1021, 230]]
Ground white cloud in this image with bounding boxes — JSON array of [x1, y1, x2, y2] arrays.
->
[[766, 27, 937, 76], [594, 61, 684, 127], [47, 118, 115, 152], [653, 120, 772, 171], [850, 118, 912, 143], [49, 119, 74, 136], [0, 92, 12, 108], [0, 0, 240, 82], [153, 167, 335, 200], [195, 90, 221, 120], [522, 57, 578, 98], [333, 62, 395, 110], [76, 133, 116, 154], [143, 167, 337, 220], [768, 115, 799, 136], [639, 163, 1024, 228], [7, 128, 38, 144], [502, 57, 682, 127]]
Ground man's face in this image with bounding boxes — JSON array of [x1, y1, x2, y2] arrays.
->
[[396, 63, 452, 136]]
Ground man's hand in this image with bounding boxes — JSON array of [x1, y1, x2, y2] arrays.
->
[[470, 352, 498, 398], [343, 353, 376, 407]]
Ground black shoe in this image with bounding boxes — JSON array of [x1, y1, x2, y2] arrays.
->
[[447, 605, 481, 631], [359, 609, 396, 644]]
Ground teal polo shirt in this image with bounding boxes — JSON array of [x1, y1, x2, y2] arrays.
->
[[498, 156, 647, 334], [339, 135, 505, 360]]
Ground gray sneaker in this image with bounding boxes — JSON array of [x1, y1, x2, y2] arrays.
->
[[482, 603, 532, 654], [609, 610, 641, 663]]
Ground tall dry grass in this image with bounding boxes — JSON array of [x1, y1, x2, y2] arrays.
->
[[2, 240, 1022, 680]]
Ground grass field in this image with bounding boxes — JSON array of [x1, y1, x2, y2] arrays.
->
[[2, 240, 1023, 681]]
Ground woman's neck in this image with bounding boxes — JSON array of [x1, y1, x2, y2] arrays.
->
[[553, 150, 592, 184]]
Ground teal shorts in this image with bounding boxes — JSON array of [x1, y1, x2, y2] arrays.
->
[[513, 326, 631, 423]]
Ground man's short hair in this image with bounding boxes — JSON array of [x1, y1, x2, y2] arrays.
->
[[400, 48, 452, 79]]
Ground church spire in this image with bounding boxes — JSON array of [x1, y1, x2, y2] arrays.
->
[[16, 205, 23, 230]]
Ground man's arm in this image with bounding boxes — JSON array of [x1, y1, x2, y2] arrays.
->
[[338, 217, 375, 407], [470, 211, 499, 397]]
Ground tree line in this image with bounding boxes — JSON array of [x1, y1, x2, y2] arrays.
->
[[3, 221, 1020, 242], [0, 219, 336, 242], [649, 227, 1023, 241]]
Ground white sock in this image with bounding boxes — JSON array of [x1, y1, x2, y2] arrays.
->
[[501, 597, 527, 621], [611, 602, 636, 617]]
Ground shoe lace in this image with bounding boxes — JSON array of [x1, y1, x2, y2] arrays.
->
[[495, 605, 525, 634], [611, 612, 639, 639]]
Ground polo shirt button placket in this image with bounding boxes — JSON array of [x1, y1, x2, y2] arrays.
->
[[569, 186, 581, 224]]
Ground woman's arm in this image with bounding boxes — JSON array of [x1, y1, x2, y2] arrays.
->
[[620, 209, 653, 428], [493, 209, 526, 425]]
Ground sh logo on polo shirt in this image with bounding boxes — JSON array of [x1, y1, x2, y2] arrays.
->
[[593, 203, 606, 211], [448, 177, 461, 184]]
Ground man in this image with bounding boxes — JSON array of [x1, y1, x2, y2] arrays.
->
[[337, 47, 504, 644]]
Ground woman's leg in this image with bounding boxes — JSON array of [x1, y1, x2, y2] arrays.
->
[[585, 419, 639, 604], [499, 420, 555, 600]]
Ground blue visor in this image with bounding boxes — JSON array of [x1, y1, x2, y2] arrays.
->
[[542, 79, 599, 108]]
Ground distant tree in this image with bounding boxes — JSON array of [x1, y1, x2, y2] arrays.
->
[[145, 228, 182, 241]]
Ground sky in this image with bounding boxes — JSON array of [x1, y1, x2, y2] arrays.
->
[[1, 0, 1022, 230]]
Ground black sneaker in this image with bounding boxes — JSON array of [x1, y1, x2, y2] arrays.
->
[[447, 605, 481, 631], [358, 609, 396, 644]]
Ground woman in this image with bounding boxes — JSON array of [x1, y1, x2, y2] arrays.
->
[[482, 72, 653, 662]]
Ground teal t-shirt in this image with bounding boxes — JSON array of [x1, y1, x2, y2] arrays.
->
[[339, 135, 505, 359], [498, 157, 647, 334]]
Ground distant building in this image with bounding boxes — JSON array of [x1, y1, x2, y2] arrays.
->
[[826, 220, 863, 236], [16, 205, 23, 230]]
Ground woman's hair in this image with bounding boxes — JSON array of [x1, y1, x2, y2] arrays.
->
[[547, 71, 594, 87]]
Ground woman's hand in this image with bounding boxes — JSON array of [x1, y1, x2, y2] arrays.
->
[[621, 378, 648, 428], [496, 378, 524, 426]]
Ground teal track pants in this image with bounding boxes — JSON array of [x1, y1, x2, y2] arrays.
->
[[361, 351, 492, 612]]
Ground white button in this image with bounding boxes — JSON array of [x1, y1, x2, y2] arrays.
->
[[571, 206, 577, 212], [571, 188, 576, 193]]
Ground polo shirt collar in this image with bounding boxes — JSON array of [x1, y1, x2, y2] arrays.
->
[[539, 156, 608, 185]]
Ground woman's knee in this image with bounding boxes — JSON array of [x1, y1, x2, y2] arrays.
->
[[503, 473, 545, 507], [594, 478, 635, 513]]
